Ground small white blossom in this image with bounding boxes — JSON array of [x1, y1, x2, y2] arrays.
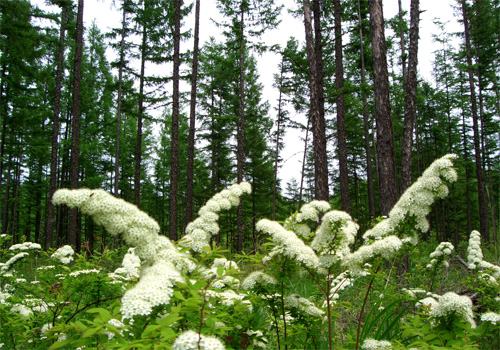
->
[[285, 294, 324, 317], [429, 292, 476, 328], [172, 330, 225, 350], [361, 338, 392, 350], [364, 154, 458, 244], [1, 252, 29, 273], [182, 183, 251, 253], [9, 242, 41, 251], [241, 271, 277, 290], [10, 304, 33, 317], [427, 242, 454, 269], [257, 219, 321, 271], [69, 269, 101, 277], [51, 245, 74, 264], [481, 312, 500, 325]]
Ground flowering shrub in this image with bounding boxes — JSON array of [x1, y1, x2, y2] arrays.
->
[[1, 154, 500, 349]]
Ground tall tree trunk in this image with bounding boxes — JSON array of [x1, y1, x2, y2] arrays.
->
[[135, 18, 147, 207], [169, 0, 181, 241], [460, 76, 472, 235], [236, 6, 245, 253], [46, 4, 68, 248], [272, 62, 285, 221], [10, 156, 20, 240], [2, 144, 12, 235], [303, 0, 329, 202], [0, 49, 8, 231], [69, 0, 84, 250], [401, 0, 420, 192], [333, 0, 350, 213], [114, 3, 127, 198], [357, 0, 376, 218], [298, 116, 311, 210], [186, 0, 200, 226], [397, 0, 407, 86], [460, 0, 489, 240], [369, 0, 398, 216]]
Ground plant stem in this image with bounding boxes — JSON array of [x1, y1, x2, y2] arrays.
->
[[326, 270, 333, 350], [280, 280, 288, 350], [355, 265, 380, 350], [266, 295, 281, 349]]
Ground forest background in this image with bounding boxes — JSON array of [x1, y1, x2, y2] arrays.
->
[[0, 0, 499, 255]]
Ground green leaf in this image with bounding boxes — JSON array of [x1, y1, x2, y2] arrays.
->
[[160, 327, 176, 340], [158, 313, 181, 327], [143, 324, 162, 338], [424, 333, 438, 341], [49, 339, 73, 350], [192, 280, 206, 291], [87, 307, 112, 322], [82, 325, 103, 339], [74, 320, 88, 331], [173, 291, 185, 300], [217, 266, 224, 277]]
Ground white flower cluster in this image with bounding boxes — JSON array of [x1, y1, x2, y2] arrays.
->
[[311, 210, 358, 268], [328, 272, 351, 302], [467, 230, 500, 280], [9, 242, 41, 251], [109, 248, 141, 282], [172, 330, 225, 350], [427, 242, 454, 269], [69, 269, 101, 277], [202, 258, 240, 289], [105, 318, 125, 340], [182, 183, 251, 253], [245, 329, 267, 349], [53, 184, 252, 319], [467, 230, 483, 269], [257, 219, 320, 271], [206, 289, 253, 311], [53, 189, 159, 260], [121, 260, 183, 318], [51, 245, 74, 264], [53, 188, 188, 318], [1, 252, 29, 274], [364, 154, 458, 243], [361, 338, 392, 350], [10, 303, 33, 317], [284, 200, 331, 238], [480, 312, 500, 325], [241, 271, 277, 290], [342, 236, 402, 276], [428, 292, 476, 328], [41, 323, 52, 339], [416, 296, 439, 309], [285, 294, 324, 317]]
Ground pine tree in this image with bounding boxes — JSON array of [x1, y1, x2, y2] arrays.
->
[[369, 0, 398, 216]]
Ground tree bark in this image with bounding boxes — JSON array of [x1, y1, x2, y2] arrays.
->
[[237, 6, 245, 253], [46, 4, 68, 248], [169, 0, 181, 241], [357, 0, 376, 218], [186, 0, 200, 226], [69, 0, 84, 250], [114, 2, 127, 198], [135, 14, 147, 207], [303, 0, 329, 202], [333, 0, 350, 213], [273, 61, 285, 221], [401, 0, 420, 192], [460, 0, 489, 240], [369, 0, 398, 216]]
